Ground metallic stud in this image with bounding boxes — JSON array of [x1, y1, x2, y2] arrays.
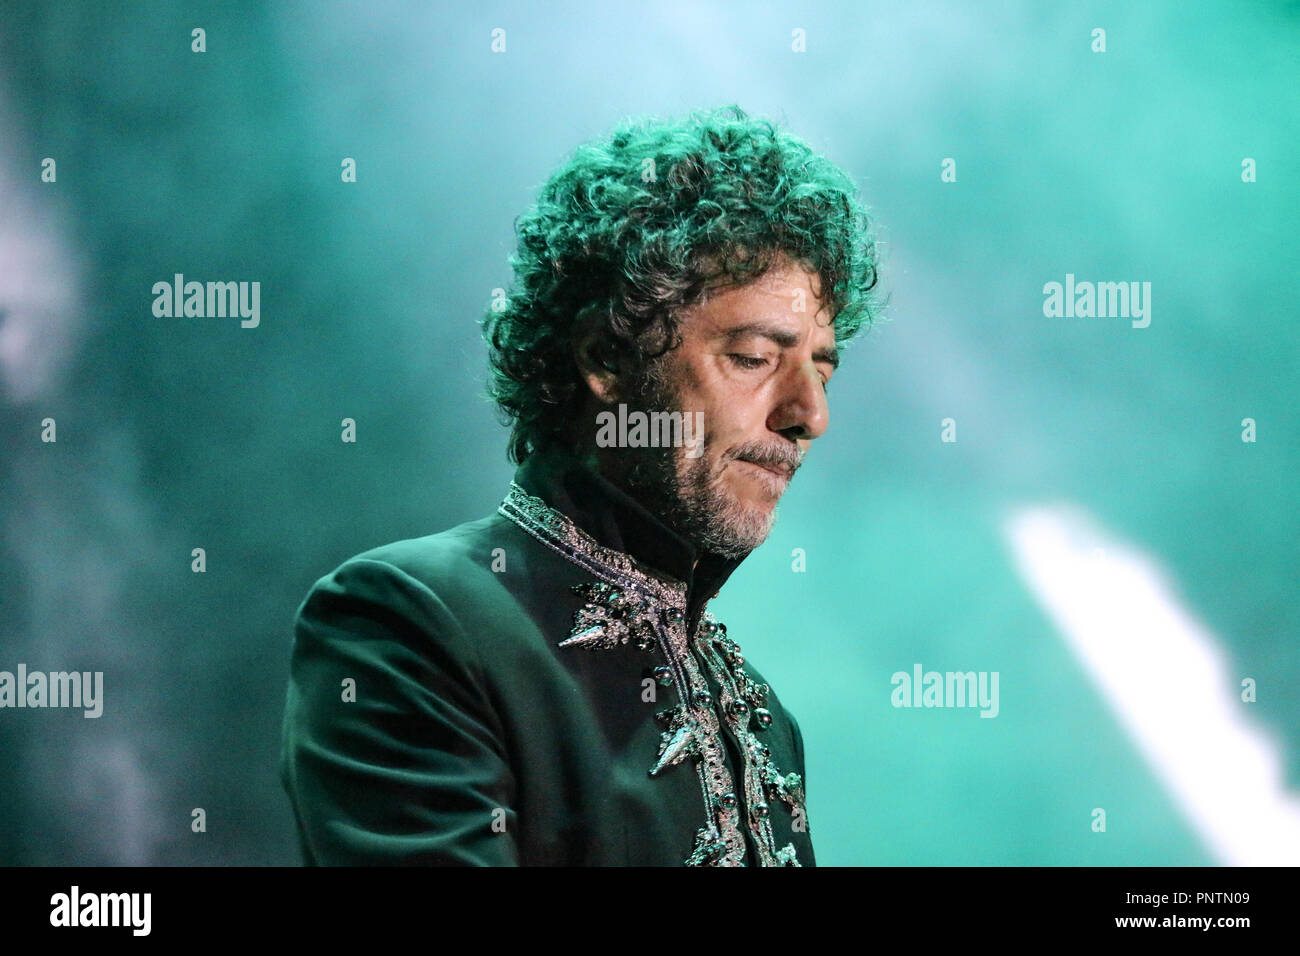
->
[[650, 723, 699, 776], [718, 792, 738, 812], [653, 665, 673, 687], [753, 707, 773, 729]]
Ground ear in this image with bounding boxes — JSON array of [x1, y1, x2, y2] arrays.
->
[[572, 306, 622, 404]]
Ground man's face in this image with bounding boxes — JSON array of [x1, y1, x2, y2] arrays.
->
[[619, 255, 837, 559]]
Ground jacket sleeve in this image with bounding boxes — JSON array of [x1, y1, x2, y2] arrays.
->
[[280, 557, 520, 865], [789, 710, 806, 790], [788, 709, 814, 850]]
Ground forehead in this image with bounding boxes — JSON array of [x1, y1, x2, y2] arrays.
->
[[678, 257, 834, 337]]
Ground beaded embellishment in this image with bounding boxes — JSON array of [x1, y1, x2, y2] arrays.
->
[[499, 481, 805, 866]]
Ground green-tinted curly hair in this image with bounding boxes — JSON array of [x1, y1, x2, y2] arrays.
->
[[483, 104, 882, 463]]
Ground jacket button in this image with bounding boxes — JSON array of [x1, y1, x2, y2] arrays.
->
[[665, 607, 684, 624], [694, 689, 713, 708], [718, 792, 738, 811], [731, 699, 750, 717], [753, 803, 770, 820], [653, 665, 673, 686], [753, 707, 773, 729]]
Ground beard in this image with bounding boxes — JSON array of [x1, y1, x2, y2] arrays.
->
[[614, 364, 799, 560]]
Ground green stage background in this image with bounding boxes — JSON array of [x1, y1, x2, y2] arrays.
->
[[0, 0, 1295, 865]]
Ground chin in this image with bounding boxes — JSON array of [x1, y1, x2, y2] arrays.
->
[[718, 498, 778, 549], [725, 464, 787, 507]]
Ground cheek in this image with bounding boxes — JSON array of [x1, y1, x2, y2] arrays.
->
[[707, 401, 764, 443], [676, 364, 764, 441]]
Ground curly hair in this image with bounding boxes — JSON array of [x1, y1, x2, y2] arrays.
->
[[482, 104, 882, 463]]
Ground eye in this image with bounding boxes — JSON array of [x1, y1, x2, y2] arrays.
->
[[728, 354, 769, 370]]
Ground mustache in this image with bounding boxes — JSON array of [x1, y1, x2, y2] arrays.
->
[[728, 441, 804, 477]]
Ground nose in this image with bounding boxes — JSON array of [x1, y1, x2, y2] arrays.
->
[[768, 360, 829, 442]]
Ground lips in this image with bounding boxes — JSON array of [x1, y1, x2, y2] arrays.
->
[[736, 458, 793, 480]]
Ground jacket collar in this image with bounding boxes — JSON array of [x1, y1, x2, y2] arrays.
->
[[510, 442, 748, 629]]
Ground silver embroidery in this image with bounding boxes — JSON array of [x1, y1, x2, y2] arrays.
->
[[559, 582, 659, 652], [498, 481, 806, 867], [694, 615, 806, 866]]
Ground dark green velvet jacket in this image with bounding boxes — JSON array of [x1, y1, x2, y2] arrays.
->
[[279, 443, 815, 866]]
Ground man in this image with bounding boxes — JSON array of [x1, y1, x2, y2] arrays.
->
[[279, 105, 880, 866]]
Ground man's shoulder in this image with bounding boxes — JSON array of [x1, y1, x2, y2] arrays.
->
[[298, 504, 572, 630], [311, 511, 524, 602], [347, 513, 505, 576], [290, 511, 539, 669], [290, 506, 582, 686]]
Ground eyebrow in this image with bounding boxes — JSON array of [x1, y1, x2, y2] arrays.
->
[[720, 322, 840, 370]]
